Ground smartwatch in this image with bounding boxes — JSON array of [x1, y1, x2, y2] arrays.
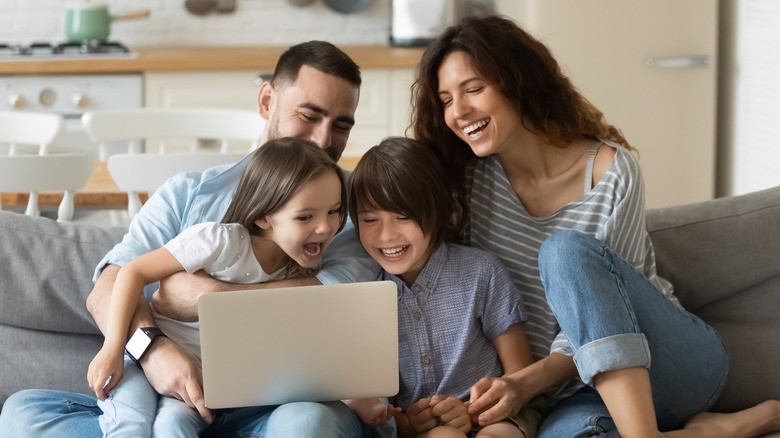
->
[[125, 327, 167, 363]]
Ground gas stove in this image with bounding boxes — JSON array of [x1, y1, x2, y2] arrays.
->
[[0, 41, 137, 61]]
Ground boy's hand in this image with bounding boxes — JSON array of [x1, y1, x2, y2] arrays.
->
[[406, 397, 438, 433], [430, 395, 473, 434], [87, 346, 124, 401]]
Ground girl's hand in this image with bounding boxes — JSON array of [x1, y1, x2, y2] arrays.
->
[[406, 397, 437, 433], [87, 346, 125, 401], [430, 395, 473, 434], [343, 398, 402, 427], [468, 376, 527, 426]]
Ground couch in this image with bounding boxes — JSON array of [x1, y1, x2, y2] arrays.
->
[[1, 185, 779, 427]]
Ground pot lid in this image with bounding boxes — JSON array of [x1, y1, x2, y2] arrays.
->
[[66, 1, 108, 9]]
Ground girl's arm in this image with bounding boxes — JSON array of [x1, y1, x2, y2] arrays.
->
[[87, 248, 185, 400]]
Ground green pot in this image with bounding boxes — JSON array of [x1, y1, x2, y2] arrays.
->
[[65, 1, 150, 42]]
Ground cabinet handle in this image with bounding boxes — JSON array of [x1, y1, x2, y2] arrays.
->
[[645, 55, 710, 69]]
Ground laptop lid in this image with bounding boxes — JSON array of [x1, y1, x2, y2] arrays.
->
[[198, 281, 399, 409]]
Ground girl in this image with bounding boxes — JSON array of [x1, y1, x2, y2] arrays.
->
[[347, 137, 540, 438], [411, 14, 780, 438], [87, 137, 347, 437]]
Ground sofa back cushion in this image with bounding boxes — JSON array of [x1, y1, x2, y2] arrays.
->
[[0, 211, 125, 406], [647, 185, 780, 412]]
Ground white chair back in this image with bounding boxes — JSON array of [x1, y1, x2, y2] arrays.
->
[[0, 111, 89, 221], [0, 153, 93, 222], [82, 108, 265, 159], [83, 107, 265, 221], [107, 153, 246, 218], [0, 111, 65, 155]]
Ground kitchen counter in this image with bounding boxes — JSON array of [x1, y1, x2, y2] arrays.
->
[[0, 45, 426, 75]]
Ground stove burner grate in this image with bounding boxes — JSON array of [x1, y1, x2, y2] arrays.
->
[[0, 41, 131, 58]]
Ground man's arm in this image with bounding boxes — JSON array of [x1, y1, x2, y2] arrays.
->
[[152, 271, 321, 321], [152, 214, 381, 321]]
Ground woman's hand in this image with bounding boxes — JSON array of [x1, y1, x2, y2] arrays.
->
[[468, 376, 528, 426], [87, 345, 124, 401], [430, 395, 473, 434]]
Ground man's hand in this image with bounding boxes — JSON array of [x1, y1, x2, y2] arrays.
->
[[139, 336, 213, 424], [430, 395, 472, 434]]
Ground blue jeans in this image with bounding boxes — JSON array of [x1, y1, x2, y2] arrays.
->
[[0, 389, 386, 438], [96, 354, 208, 437], [536, 230, 729, 437]]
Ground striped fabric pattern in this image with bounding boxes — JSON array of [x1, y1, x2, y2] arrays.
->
[[467, 142, 675, 401]]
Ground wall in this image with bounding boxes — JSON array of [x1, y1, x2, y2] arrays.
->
[[0, 0, 391, 46], [717, 0, 780, 197]]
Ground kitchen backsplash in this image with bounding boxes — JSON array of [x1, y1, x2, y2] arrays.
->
[[0, 0, 391, 46]]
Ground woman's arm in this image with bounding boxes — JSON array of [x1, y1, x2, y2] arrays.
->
[[469, 352, 578, 426], [462, 322, 534, 426]]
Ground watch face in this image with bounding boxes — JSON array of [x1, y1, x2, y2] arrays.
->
[[126, 327, 152, 361]]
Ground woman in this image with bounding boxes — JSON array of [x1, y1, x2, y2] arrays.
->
[[411, 14, 780, 438]]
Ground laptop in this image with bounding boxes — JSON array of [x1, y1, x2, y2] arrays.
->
[[198, 281, 399, 409]]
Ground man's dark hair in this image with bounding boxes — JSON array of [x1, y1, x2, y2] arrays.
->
[[273, 41, 361, 88]]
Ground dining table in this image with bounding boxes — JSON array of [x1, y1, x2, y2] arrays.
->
[[0, 155, 361, 215], [0, 161, 148, 212]]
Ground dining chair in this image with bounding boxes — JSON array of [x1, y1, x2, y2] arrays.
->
[[0, 111, 65, 156], [82, 107, 265, 159], [83, 107, 265, 220], [0, 111, 93, 222], [107, 152, 246, 218], [0, 153, 93, 222]]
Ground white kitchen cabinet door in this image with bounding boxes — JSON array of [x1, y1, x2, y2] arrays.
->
[[496, 0, 718, 208], [145, 69, 415, 162], [144, 71, 264, 110], [342, 68, 416, 159]]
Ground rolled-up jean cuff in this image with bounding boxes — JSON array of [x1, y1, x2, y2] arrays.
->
[[573, 333, 651, 385]]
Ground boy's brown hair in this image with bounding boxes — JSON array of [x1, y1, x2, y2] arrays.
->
[[348, 137, 454, 252]]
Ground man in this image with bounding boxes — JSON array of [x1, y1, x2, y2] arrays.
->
[[0, 41, 382, 438]]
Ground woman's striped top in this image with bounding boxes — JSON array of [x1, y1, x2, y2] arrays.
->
[[466, 141, 676, 402]]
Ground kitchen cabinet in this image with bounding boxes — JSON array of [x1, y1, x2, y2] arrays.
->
[[143, 68, 416, 160], [495, 0, 718, 209]]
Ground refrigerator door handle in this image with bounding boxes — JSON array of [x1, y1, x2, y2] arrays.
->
[[645, 55, 710, 69]]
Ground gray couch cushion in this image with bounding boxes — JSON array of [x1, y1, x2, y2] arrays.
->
[[647, 185, 780, 413], [0, 211, 125, 404]]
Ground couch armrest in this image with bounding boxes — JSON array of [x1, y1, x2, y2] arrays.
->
[[647, 185, 780, 412]]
